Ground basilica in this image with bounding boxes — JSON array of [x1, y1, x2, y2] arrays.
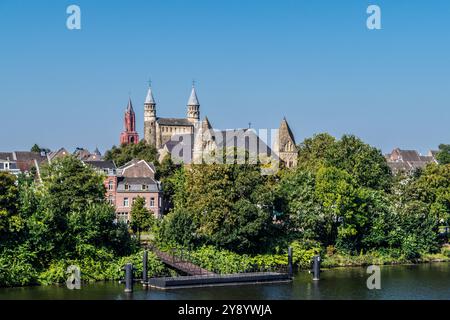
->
[[120, 84, 298, 169]]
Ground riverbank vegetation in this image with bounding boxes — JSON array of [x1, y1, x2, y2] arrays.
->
[[0, 157, 164, 287], [1, 135, 449, 287], [155, 134, 449, 270]]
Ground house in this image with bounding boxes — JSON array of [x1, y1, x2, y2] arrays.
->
[[385, 148, 438, 174], [0, 157, 21, 176], [84, 159, 162, 223]]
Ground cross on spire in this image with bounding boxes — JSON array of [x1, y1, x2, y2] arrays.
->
[[192, 79, 196, 87], [148, 78, 152, 87]]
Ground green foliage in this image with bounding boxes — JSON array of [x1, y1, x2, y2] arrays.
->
[[0, 245, 39, 287], [159, 209, 198, 248], [38, 249, 165, 285], [40, 156, 106, 214], [297, 134, 392, 190], [0, 156, 137, 287], [436, 144, 450, 165], [165, 163, 281, 253], [130, 196, 155, 236], [104, 140, 159, 167]]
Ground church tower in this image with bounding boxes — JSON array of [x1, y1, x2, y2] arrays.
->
[[120, 98, 140, 145], [276, 117, 298, 168], [187, 85, 200, 122], [144, 85, 157, 147]]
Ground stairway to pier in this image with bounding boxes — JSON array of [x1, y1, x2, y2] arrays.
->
[[149, 246, 215, 276]]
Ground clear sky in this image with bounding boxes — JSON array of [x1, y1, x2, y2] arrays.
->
[[0, 0, 449, 155]]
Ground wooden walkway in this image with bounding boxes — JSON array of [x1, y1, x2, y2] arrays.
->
[[149, 246, 215, 276]]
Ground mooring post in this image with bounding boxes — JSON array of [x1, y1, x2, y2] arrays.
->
[[288, 247, 293, 278], [142, 250, 148, 288], [312, 255, 321, 281], [124, 263, 133, 293]]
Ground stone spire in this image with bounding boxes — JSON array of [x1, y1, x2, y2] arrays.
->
[[144, 85, 156, 121], [187, 84, 200, 122], [277, 117, 297, 168], [144, 83, 157, 147]]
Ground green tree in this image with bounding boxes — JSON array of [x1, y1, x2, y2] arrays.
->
[[40, 156, 106, 214], [130, 196, 155, 239], [0, 172, 20, 239], [297, 134, 392, 190], [169, 163, 280, 253], [31, 144, 41, 153], [104, 140, 159, 167], [436, 144, 450, 165], [159, 209, 197, 248]]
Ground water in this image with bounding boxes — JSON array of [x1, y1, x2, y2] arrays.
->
[[0, 263, 448, 300]]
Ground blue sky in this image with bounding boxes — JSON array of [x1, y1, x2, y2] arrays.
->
[[0, 0, 449, 155]]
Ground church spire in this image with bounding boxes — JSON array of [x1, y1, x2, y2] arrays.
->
[[120, 98, 139, 145], [187, 86, 200, 106], [126, 98, 134, 112], [187, 83, 200, 122], [145, 86, 156, 105]]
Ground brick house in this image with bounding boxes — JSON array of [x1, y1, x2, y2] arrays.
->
[[85, 159, 162, 223]]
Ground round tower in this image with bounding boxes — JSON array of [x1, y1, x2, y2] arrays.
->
[[187, 85, 200, 122], [144, 85, 157, 147]]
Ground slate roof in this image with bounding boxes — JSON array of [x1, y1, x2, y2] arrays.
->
[[0, 152, 14, 161], [187, 87, 200, 106], [84, 160, 116, 170], [117, 176, 161, 192], [156, 118, 194, 126]]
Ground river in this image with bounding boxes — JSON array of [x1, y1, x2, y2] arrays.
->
[[0, 263, 448, 300]]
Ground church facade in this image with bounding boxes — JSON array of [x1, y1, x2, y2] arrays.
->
[[127, 84, 298, 169]]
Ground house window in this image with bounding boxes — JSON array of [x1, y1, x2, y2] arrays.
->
[[123, 198, 129, 207], [108, 195, 114, 205], [125, 184, 130, 191], [5, 163, 9, 170], [132, 197, 136, 205], [150, 197, 155, 207], [108, 180, 114, 191]]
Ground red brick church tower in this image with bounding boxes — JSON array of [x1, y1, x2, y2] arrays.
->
[[120, 98, 139, 145]]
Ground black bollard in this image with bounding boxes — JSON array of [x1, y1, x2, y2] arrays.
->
[[142, 250, 148, 288], [312, 255, 321, 281], [124, 263, 133, 293], [288, 247, 293, 278]]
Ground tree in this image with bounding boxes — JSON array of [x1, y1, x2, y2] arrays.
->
[[159, 209, 197, 248], [130, 196, 155, 239], [0, 172, 19, 238], [436, 144, 450, 165], [104, 140, 159, 167], [40, 156, 106, 214], [31, 144, 41, 153], [157, 155, 181, 214], [30, 144, 50, 154], [169, 163, 280, 253]]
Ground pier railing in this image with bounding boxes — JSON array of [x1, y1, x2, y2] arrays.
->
[[148, 244, 289, 277]]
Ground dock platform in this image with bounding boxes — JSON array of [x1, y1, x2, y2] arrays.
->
[[148, 272, 292, 290]]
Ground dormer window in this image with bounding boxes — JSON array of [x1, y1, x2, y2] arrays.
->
[[125, 184, 130, 191], [142, 184, 148, 191]]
